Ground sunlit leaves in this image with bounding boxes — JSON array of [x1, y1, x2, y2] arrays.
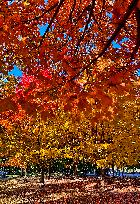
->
[[0, 0, 140, 173]]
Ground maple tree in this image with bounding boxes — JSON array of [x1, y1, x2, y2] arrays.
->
[[104, 96, 140, 170], [0, 0, 140, 120]]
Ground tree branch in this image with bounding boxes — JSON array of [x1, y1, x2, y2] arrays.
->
[[131, 7, 140, 58], [70, 0, 139, 81], [39, 0, 65, 47], [68, 0, 76, 22], [22, 2, 59, 23]]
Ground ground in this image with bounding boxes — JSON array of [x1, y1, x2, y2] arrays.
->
[[0, 176, 140, 203]]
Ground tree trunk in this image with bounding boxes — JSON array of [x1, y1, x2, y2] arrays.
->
[[122, 167, 124, 178], [40, 165, 45, 184], [112, 163, 115, 177], [47, 160, 52, 179], [117, 168, 120, 177], [24, 168, 27, 178], [95, 167, 101, 177], [21, 168, 24, 177], [96, 167, 109, 177], [73, 161, 78, 177]]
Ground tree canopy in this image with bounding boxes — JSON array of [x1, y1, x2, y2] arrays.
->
[[0, 0, 140, 120]]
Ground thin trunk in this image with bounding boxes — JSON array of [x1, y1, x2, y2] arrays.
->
[[96, 167, 101, 177], [82, 158, 87, 177], [48, 160, 51, 179], [112, 163, 115, 177], [133, 167, 135, 174], [21, 168, 24, 177], [117, 168, 120, 177], [73, 161, 78, 177], [101, 168, 106, 177], [40, 165, 45, 184], [24, 168, 27, 178], [122, 167, 124, 178], [96, 168, 109, 177]]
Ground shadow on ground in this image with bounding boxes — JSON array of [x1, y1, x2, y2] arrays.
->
[[0, 177, 139, 203]]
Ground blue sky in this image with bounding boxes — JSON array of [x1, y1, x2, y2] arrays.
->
[[8, 0, 48, 5], [38, 23, 48, 36], [8, 65, 22, 77], [136, 69, 140, 76]]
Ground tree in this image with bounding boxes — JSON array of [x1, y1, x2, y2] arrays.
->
[[107, 97, 140, 169], [0, 111, 63, 182], [0, 0, 140, 120], [93, 95, 140, 175]]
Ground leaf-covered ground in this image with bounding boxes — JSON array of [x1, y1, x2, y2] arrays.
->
[[0, 176, 140, 203]]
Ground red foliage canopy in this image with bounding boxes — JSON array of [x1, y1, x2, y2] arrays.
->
[[0, 0, 140, 121]]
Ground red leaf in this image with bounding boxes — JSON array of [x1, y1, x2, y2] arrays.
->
[[0, 97, 17, 112], [41, 69, 52, 79]]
